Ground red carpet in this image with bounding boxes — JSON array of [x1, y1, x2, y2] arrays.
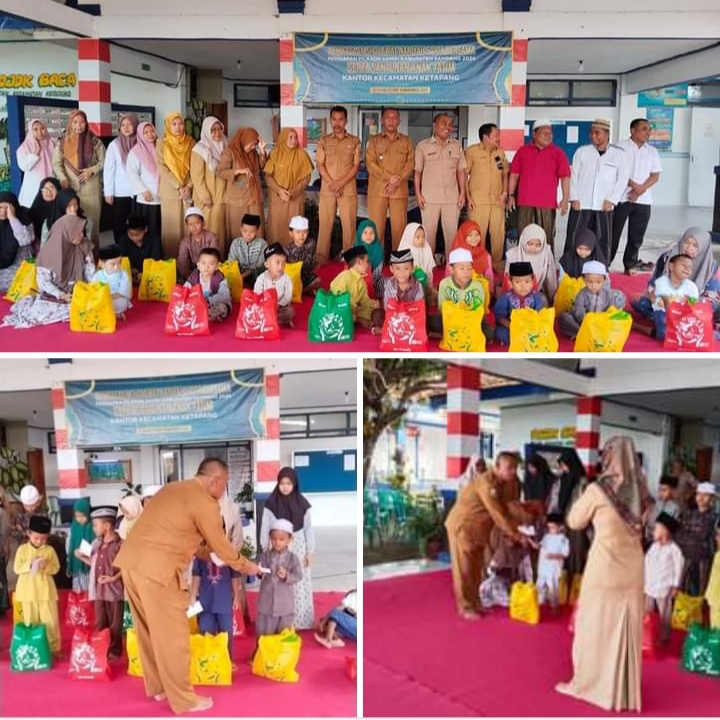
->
[[1, 591, 356, 717], [0, 266, 715, 352], [364, 570, 720, 717]]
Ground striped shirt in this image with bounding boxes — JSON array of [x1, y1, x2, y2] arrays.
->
[[227, 237, 268, 273], [644, 540, 684, 598]]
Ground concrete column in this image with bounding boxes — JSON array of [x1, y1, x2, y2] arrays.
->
[[77, 39, 112, 136], [446, 363, 481, 480], [499, 37, 528, 161], [279, 34, 305, 146], [576, 396, 602, 478], [254, 372, 281, 499]]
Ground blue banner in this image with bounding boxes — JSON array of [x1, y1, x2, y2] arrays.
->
[[64, 370, 265, 446], [638, 84, 688, 107], [294, 32, 512, 106]]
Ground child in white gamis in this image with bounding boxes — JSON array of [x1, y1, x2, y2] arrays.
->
[[536, 513, 569, 614]]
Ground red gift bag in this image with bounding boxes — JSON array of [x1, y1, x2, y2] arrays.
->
[[164, 285, 210, 336], [235, 289, 280, 340], [642, 612, 659, 660], [232, 607, 246, 638], [664, 300, 714, 351], [69, 628, 111, 681], [65, 592, 94, 628], [345, 655, 357, 681], [379, 300, 428, 352]]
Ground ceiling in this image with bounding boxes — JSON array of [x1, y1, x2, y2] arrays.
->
[[604, 387, 720, 426], [0, 389, 54, 428]]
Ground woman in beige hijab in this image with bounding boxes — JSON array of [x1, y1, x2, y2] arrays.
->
[[557, 436, 649, 712], [118, 495, 143, 540]]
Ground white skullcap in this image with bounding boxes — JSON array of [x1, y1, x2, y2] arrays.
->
[[289, 215, 309, 230], [20, 485, 40, 505], [184, 206, 205, 221], [448, 248, 473, 265], [581, 260, 608, 277], [141, 484, 162, 499], [697, 482, 717, 496], [270, 518, 294, 535], [533, 119, 552, 130]]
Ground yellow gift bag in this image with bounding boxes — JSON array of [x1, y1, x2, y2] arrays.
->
[[189, 632, 232, 686], [671, 592, 704, 631], [509, 307, 559, 353], [121, 256, 133, 298], [252, 628, 302, 683], [126, 628, 143, 677], [138, 258, 176, 302], [69, 282, 116, 334], [569, 574, 583, 605], [471, 272, 491, 310], [218, 260, 243, 303], [4, 259, 39, 302], [574, 308, 632, 353], [439, 303, 485, 353], [509, 582, 540, 625], [11, 592, 23, 625], [286, 261, 303, 303], [557, 572, 569, 606], [553, 274, 585, 315]]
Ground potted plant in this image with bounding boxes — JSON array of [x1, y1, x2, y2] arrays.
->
[[235, 482, 254, 514], [408, 505, 445, 559]]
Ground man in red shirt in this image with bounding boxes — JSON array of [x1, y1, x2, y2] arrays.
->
[[508, 120, 571, 247]]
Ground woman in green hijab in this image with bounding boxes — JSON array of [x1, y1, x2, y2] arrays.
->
[[67, 497, 94, 592]]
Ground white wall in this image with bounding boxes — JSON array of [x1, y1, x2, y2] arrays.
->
[[110, 73, 184, 128]]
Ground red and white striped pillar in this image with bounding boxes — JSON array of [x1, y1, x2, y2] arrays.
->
[[279, 34, 305, 147], [499, 37, 528, 161], [254, 373, 281, 499], [446, 363, 481, 480], [51, 383, 88, 500], [576, 396, 602, 478], [77, 39, 112, 137]]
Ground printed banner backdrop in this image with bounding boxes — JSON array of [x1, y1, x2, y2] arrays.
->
[[64, 370, 265, 447], [294, 32, 513, 106], [638, 84, 688, 107], [647, 107, 674, 151]]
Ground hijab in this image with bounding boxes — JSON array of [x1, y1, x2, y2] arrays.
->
[[114, 113, 139, 165], [61, 110, 96, 171], [398, 222, 435, 278], [557, 448, 586, 517], [228, 127, 263, 205], [507, 223, 558, 298], [161, 112, 194, 184], [117, 495, 143, 540], [523, 453, 555, 502], [29, 177, 62, 240], [129, 121, 160, 182], [37, 214, 91, 291], [192, 116, 227, 174], [665, 227, 716, 292], [19, 118, 55, 179], [559, 228, 597, 278], [264, 128, 313, 190], [67, 497, 94, 576], [265, 466, 311, 533], [595, 436, 649, 534], [450, 220, 491, 277], [0, 192, 24, 269], [354, 219, 384, 270]]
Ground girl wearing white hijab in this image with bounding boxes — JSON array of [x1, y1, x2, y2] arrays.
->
[[190, 116, 229, 254], [505, 223, 559, 303], [398, 222, 436, 279]]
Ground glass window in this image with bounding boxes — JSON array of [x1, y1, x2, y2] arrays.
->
[[527, 80, 616, 107], [573, 80, 615, 100], [350, 412, 357, 430], [528, 81, 570, 102], [161, 449, 181, 483], [281, 416, 308, 436], [309, 412, 347, 433]]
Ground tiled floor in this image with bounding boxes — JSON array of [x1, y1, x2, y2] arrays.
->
[[364, 558, 450, 582]]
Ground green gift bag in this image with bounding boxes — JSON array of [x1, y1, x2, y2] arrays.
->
[[308, 290, 354, 343], [10, 623, 52, 672], [682, 624, 720, 677], [123, 601, 134, 632]]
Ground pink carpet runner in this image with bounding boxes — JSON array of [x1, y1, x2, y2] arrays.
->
[[1, 591, 356, 717], [364, 570, 720, 717], [1, 265, 713, 352]]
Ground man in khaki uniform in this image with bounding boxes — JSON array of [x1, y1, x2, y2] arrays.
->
[[316, 105, 361, 263], [366, 108, 414, 251], [465, 123, 509, 274], [445, 452, 534, 619], [114, 458, 260, 714], [414, 113, 467, 258]]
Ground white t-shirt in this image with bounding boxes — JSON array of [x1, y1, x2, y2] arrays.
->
[[618, 139, 662, 205], [652, 275, 699, 311], [537, 532, 570, 582], [342, 590, 357, 613], [644, 541, 684, 598]]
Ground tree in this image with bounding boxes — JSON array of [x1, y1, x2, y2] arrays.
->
[[363, 359, 446, 486]]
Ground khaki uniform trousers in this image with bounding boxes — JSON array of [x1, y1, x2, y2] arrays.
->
[[445, 524, 488, 614], [123, 568, 200, 714], [469, 203, 506, 274], [317, 192, 357, 263], [368, 194, 408, 251], [421, 203, 459, 254], [21, 600, 61, 653]]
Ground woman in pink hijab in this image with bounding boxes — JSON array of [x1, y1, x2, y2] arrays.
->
[[16, 119, 56, 209], [126, 121, 161, 237]]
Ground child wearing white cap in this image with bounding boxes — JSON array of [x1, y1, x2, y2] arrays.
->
[[251, 518, 303, 662], [11, 485, 45, 543], [285, 215, 320, 293], [677, 482, 718, 596], [176, 206, 221, 281], [558, 260, 626, 339]]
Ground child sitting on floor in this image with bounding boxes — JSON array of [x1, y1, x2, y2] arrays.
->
[[227, 213, 267, 285], [536, 513, 569, 613], [191, 543, 242, 669], [398, 222, 437, 303], [254, 242, 295, 326], [558, 260, 625, 339], [677, 482, 718, 596], [505, 224, 558, 305], [92, 243, 131, 319], [449, 220, 494, 294], [314, 588, 357, 648], [494, 261, 545, 346], [707, 525, 720, 630], [285, 215, 320, 294], [644, 512, 684, 644], [374, 249, 425, 328], [117, 214, 162, 285], [252, 519, 302, 662], [330, 245, 382, 334], [177, 207, 220, 281], [184, 247, 232, 322], [558, 228, 597, 279], [354, 219, 385, 299], [648, 253, 699, 341], [14, 515, 61, 658]]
